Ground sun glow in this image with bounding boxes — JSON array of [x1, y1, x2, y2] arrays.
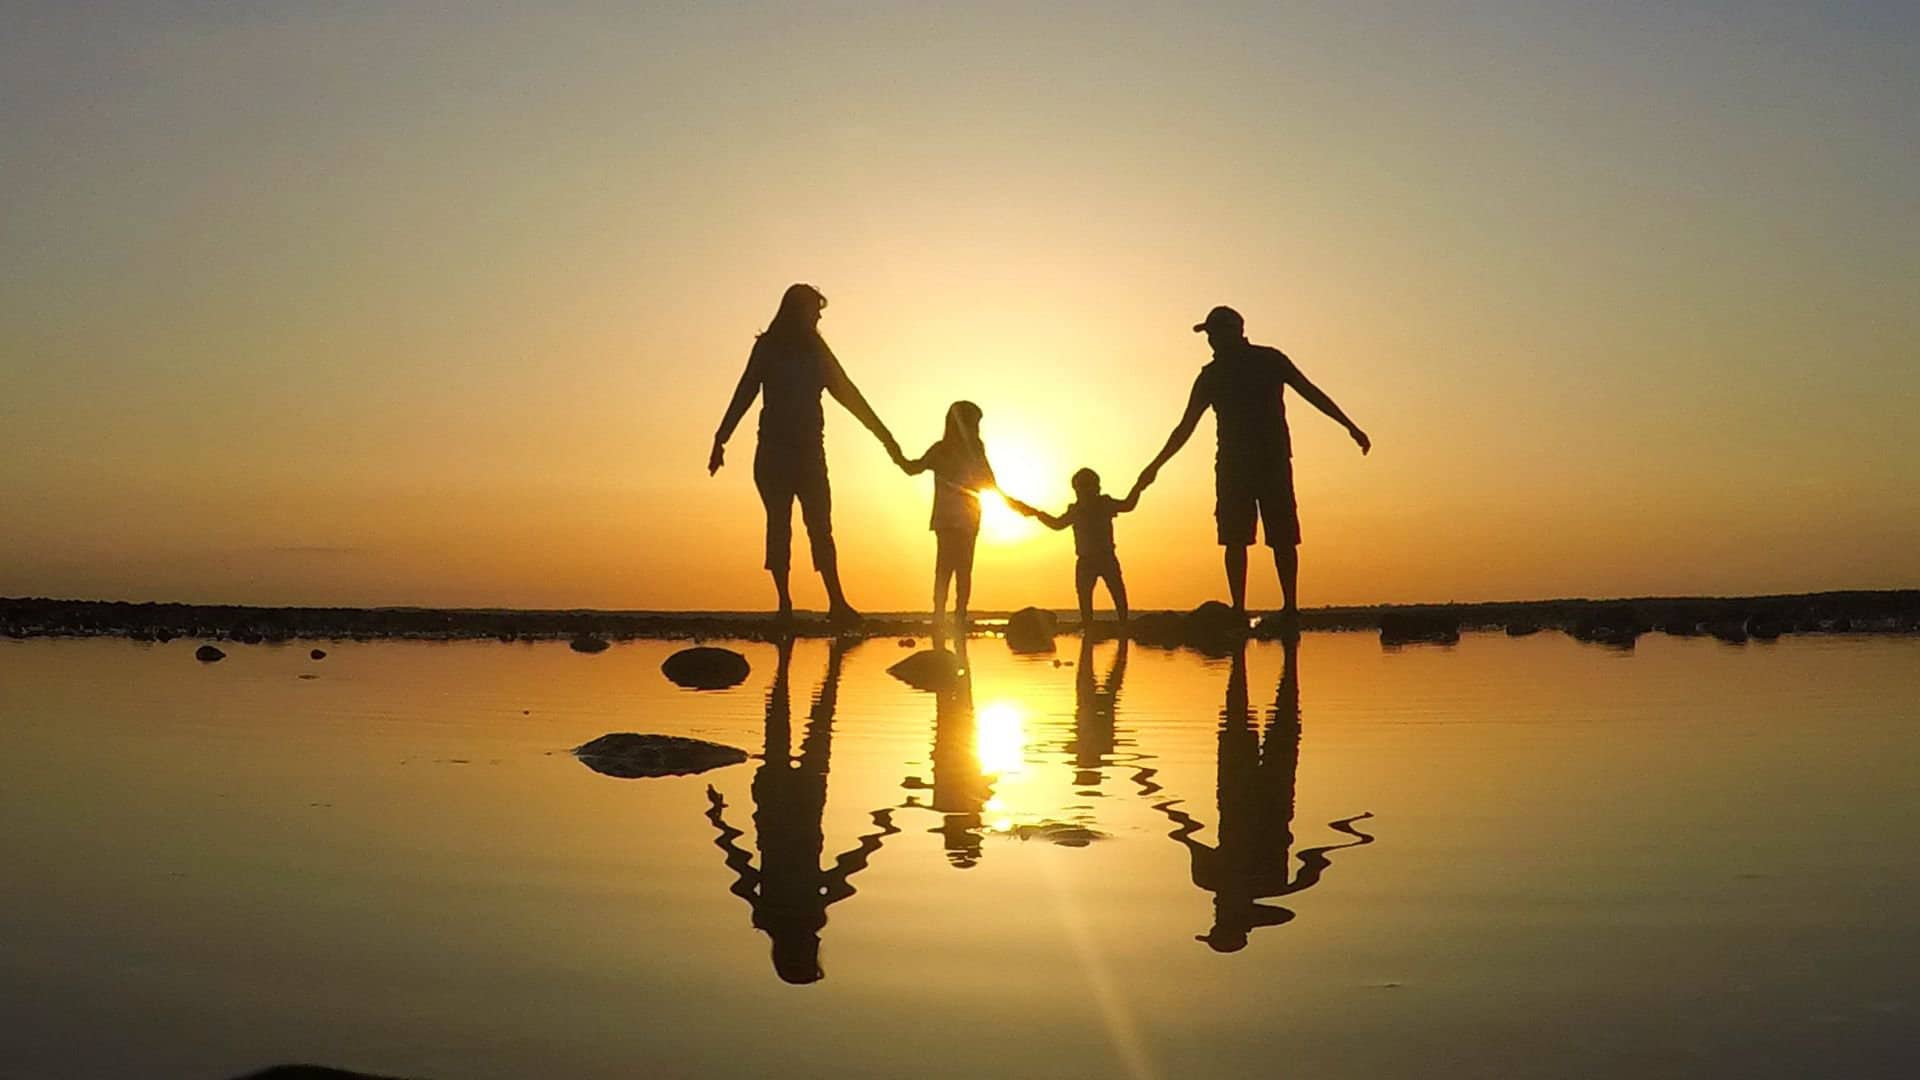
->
[[979, 490, 1036, 543], [978, 441, 1053, 544]]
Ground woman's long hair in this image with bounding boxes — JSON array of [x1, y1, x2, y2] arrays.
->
[[760, 283, 827, 344]]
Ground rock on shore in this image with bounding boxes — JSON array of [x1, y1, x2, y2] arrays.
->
[[1004, 607, 1057, 654], [1379, 612, 1461, 646]]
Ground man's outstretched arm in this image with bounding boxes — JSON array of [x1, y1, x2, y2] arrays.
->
[[1135, 375, 1211, 490], [1286, 366, 1370, 454], [822, 345, 902, 462]]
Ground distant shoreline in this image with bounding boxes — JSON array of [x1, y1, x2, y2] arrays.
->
[[4, 591, 1916, 646]]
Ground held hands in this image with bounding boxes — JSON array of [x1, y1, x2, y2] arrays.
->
[[1133, 464, 1160, 496]]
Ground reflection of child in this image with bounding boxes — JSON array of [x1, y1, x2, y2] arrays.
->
[[1007, 468, 1140, 628], [898, 401, 997, 649]]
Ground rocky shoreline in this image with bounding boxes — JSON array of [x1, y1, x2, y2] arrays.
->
[[3, 591, 1915, 651]]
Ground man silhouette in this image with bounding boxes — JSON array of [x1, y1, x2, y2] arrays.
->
[[1135, 306, 1370, 623], [1155, 639, 1373, 952]]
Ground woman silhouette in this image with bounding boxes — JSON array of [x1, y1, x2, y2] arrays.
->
[[710, 284, 901, 622]]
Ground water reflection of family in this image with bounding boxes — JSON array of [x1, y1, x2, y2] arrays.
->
[[709, 284, 1370, 643], [701, 634, 1372, 983]]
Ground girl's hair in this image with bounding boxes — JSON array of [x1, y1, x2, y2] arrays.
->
[[760, 283, 827, 341], [940, 399, 990, 474], [942, 400, 985, 462]]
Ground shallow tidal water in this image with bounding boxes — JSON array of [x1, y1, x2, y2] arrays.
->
[[2, 631, 1917, 1079]]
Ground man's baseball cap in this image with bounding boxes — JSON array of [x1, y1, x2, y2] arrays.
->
[[1193, 306, 1244, 334]]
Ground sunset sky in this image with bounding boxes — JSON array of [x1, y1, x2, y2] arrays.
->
[[4, 2, 1916, 612]]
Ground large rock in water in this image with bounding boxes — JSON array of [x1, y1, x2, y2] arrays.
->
[[1379, 611, 1461, 646], [887, 648, 966, 692], [569, 634, 610, 654], [1004, 607, 1057, 654], [195, 644, 226, 663], [573, 733, 748, 779], [661, 646, 750, 690]]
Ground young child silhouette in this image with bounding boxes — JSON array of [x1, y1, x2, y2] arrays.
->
[[898, 401, 997, 650], [1006, 468, 1141, 630]]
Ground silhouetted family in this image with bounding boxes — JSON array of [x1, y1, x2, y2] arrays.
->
[[710, 283, 1371, 640]]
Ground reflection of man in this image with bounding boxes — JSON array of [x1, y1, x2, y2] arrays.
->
[[1157, 638, 1373, 952], [706, 638, 896, 984], [1067, 637, 1128, 791], [1135, 307, 1370, 624]]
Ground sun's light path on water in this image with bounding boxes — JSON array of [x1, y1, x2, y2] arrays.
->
[[975, 699, 1031, 833]]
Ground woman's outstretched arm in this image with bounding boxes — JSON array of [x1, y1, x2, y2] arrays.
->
[[710, 345, 766, 474], [821, 344, 902, 462]]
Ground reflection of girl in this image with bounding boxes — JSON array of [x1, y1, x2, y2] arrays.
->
[[899, 401, 997, 649]]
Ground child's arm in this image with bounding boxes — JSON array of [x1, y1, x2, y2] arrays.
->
[[1006, 497, 1069, 531], [1115, 484, 1144, 513], [898, 444, 934, 475]]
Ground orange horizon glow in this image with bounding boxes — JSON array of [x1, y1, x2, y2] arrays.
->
[[2, 5, 1916, 612]]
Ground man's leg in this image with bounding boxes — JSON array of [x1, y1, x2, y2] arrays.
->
[[1224, 545, 1250, 612], [1217, 467, 1256, 613], [1260, 466, 1302, 619], [1274, 544, 1299, 616]]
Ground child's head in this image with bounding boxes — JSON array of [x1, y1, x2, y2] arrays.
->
[[943, 400, 983, 445], [1071, 467, 1101, 497]]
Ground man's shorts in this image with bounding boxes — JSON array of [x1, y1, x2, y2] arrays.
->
[[1215, 460, 1299, 548]]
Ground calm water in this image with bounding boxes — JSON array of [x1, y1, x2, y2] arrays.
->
[[3, 632, 1917, 1079]]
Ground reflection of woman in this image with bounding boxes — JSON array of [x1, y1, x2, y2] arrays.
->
[[709, 284, 900, 622], [705, 638, 897, 984], [1157, 638, 1373, 952]]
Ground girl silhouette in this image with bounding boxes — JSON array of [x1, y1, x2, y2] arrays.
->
[[899, 401, 997, 649]]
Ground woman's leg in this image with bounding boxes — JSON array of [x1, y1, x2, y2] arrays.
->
[[754, 452, 796, 618], [796, 460, 856, 619]]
